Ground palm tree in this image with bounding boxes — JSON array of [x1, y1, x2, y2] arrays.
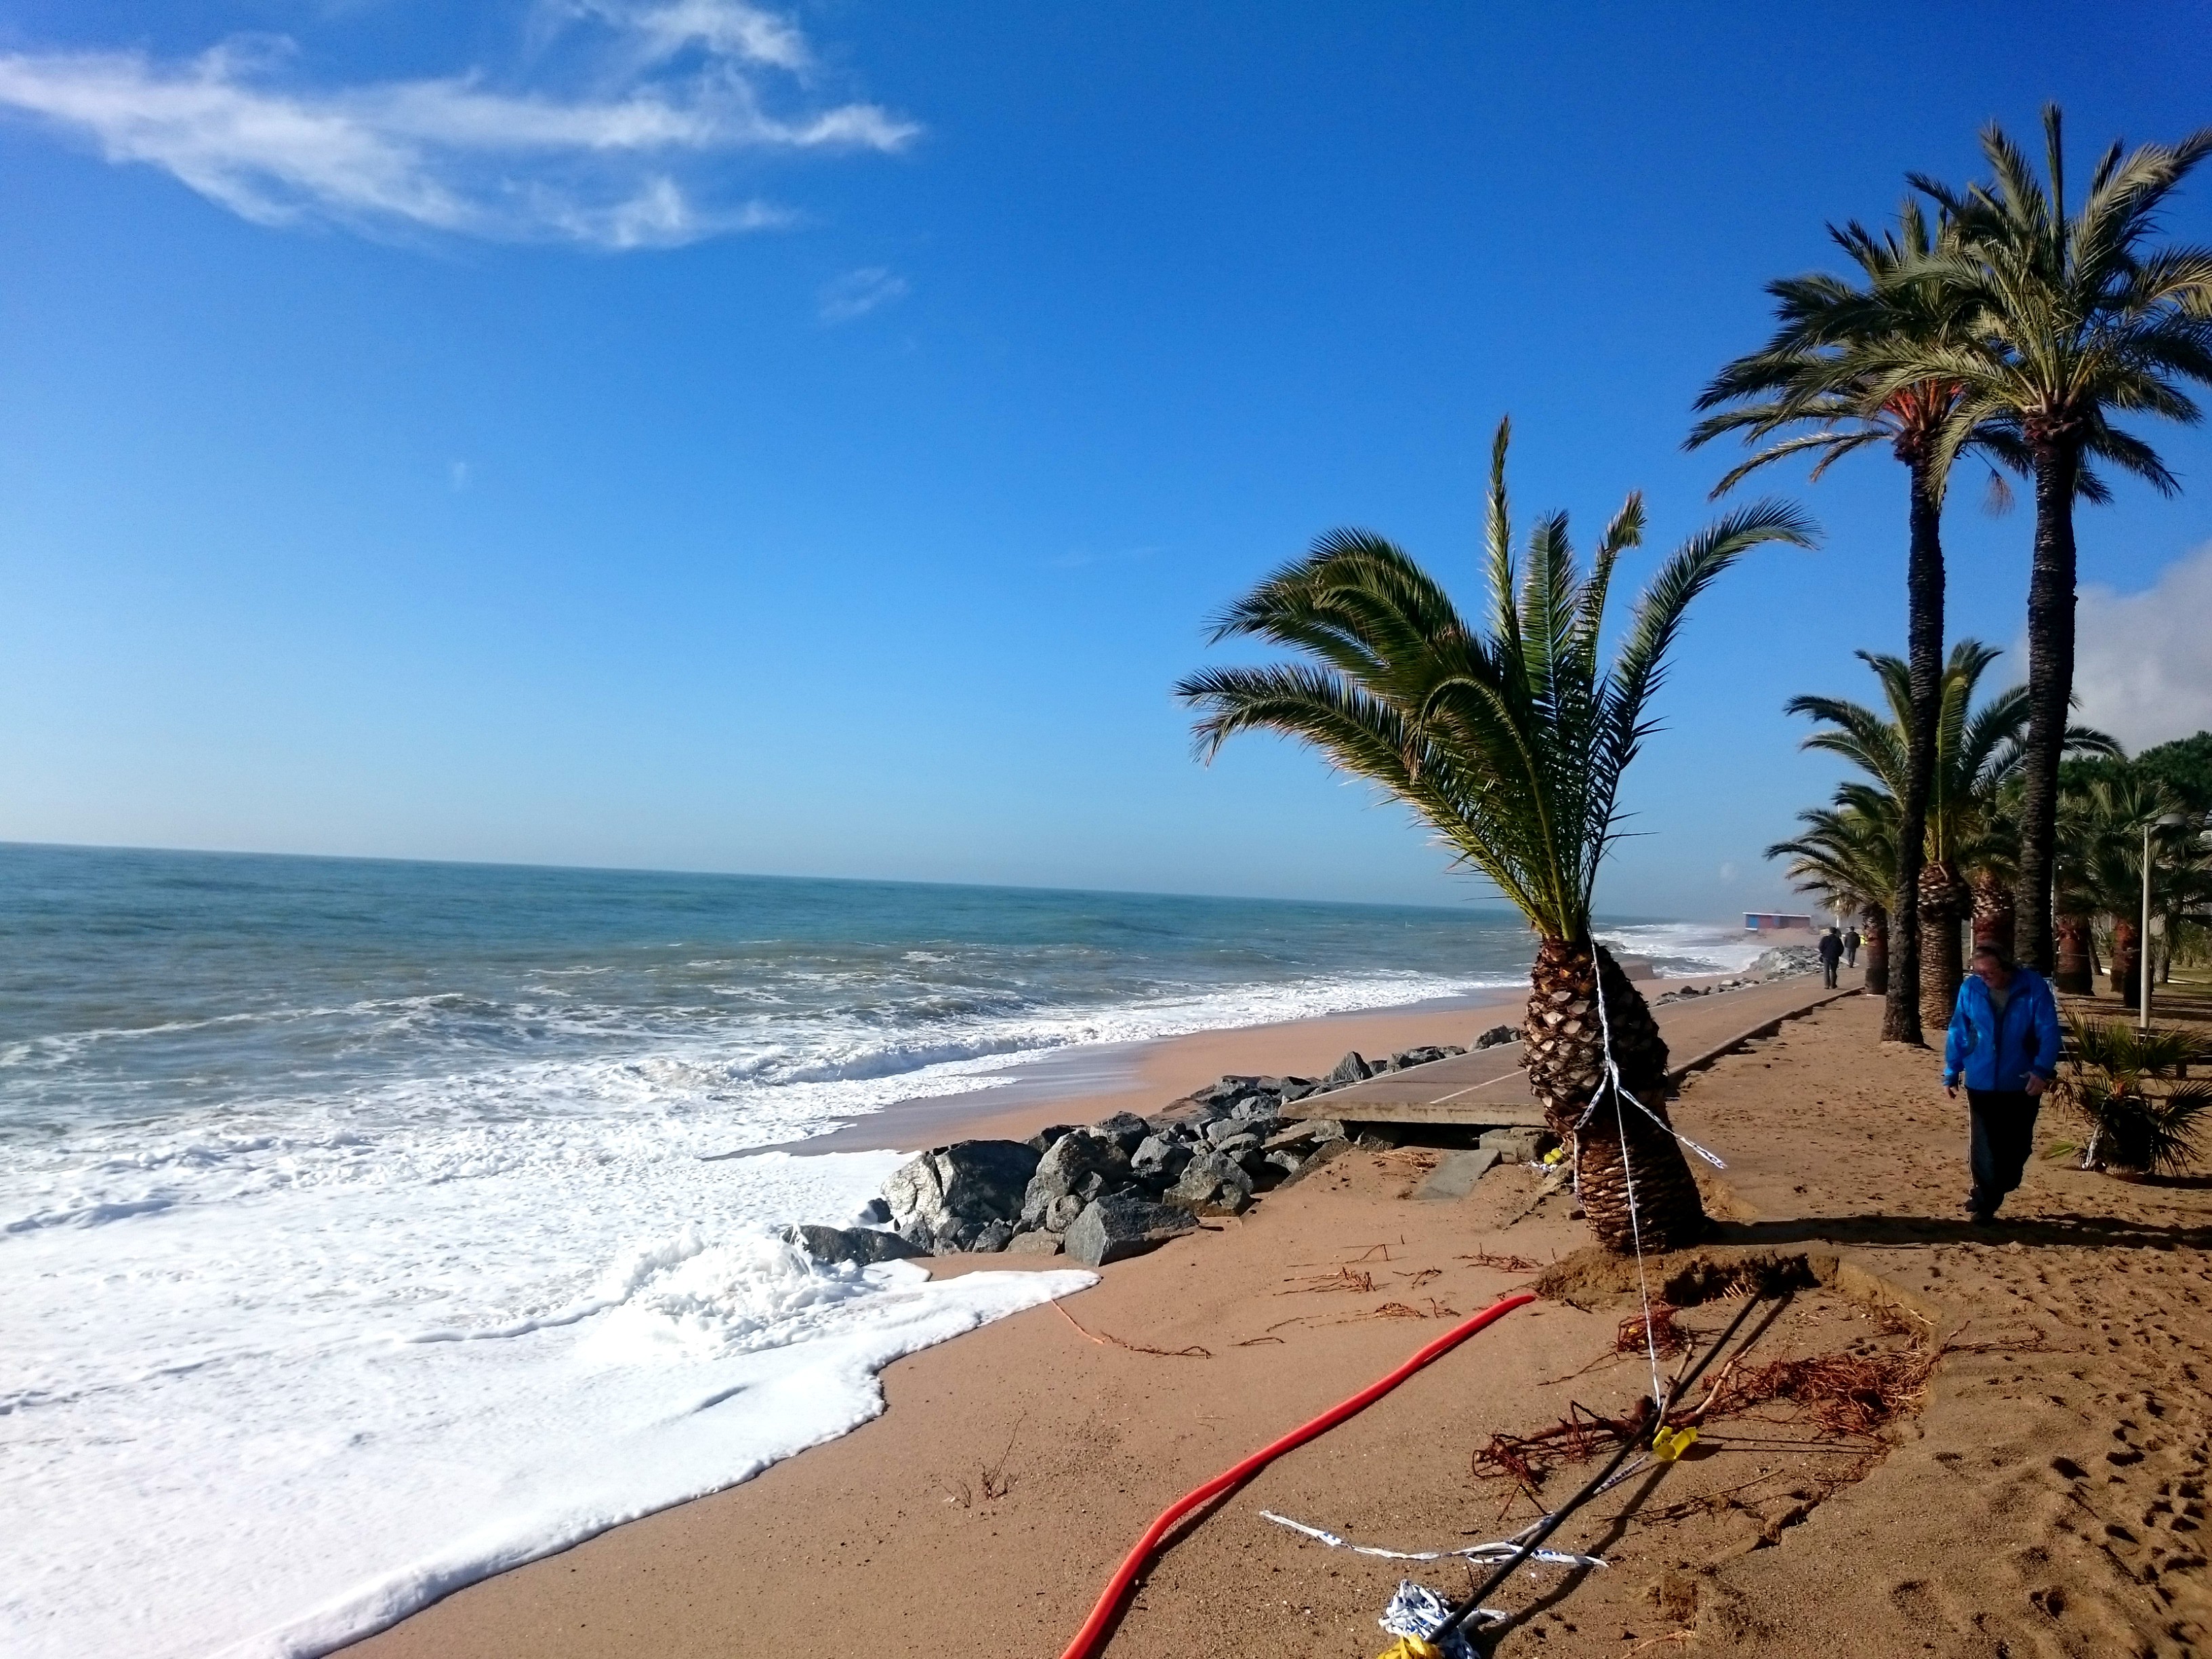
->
[[1891, 106, 2212, 972], [1175, 419, 1814, 1254], [2056, 769, 2193, 1007], [1782, 642, 2118, 1029], [1690, 200, 2024, 1048], [1766, 797, 1896, 995]]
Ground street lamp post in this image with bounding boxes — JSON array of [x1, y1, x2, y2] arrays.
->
[[2144, 813, 2190, 1031]]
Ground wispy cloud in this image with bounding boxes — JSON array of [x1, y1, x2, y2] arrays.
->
[[2071, 541, 2212, 752], [0, 3, 918, 248], [817, 265, 907, 323]]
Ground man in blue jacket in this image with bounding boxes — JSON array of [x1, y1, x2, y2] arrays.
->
[[1943, 945, 2063, 1223]]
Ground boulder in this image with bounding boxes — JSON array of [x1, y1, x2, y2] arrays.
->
[[1130, 1134, 1193, 1183], [1025, 1124, 1079, 1153], [1193, 1076, 1263, 1107], [1166, 1150, 1255, 1216], [785, 1223, 929, 1266], [1021, 1130, 1134, 1227], [1322, 1051, 1372, 1088], [1202, 1116, 1248, 1147], [1277, 1078, 1321, 1103], [970, 1219, 1015, 1252], [1212, 1131, 1262, 1161], [1473, 1023, 1519, 1050], [1391, 1046, 1450, 1069], [1265, 1118, 1347, 1151], [885, 1140, 1041, 1252], [854, 1197, 892, 1225], [1088, 1111, 1153, 1153], [1045, 1193, 1085, 1233], [1004, 1230, 1064, 1256], [1061, 1191, 1199, 1267]]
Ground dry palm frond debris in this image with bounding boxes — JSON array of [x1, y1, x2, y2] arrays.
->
[[1281, 1267, 1377, 1294], [1616, 1303, 1687, 1359], [1050, 1298, 1212, 1359], [1458, 1250, 1541, 1272]]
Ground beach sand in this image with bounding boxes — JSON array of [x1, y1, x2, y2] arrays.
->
[[351, 982, 2212, 1658]]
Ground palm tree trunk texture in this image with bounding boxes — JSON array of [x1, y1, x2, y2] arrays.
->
[[2054, 915, 2094, 994], [1971, 869, 2017, 960], [1885, 466, 1943, 1045], [2112, 918, 2142, 1010], [2013, 446, 2081, 975], [1523, 939, 1706, 1254], [1861, 905, 1889, 997], [1918, 861, 1967, 1033]]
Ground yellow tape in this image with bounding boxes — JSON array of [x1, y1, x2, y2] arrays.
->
[[1652, 1425, 1699, 1462], [1376, 1640, 1442, 1659]]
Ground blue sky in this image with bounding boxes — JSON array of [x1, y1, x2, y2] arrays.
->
[[3, 1, 2210, 918]]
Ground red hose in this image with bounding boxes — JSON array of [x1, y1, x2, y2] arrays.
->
[[1055, 1290, 1537, 1659]]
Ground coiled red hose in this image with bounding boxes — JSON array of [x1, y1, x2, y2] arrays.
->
[[1055, 1290, 1537, 1659]]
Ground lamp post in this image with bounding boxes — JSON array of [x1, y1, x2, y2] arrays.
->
[[2143, 813, 2189, 1031]]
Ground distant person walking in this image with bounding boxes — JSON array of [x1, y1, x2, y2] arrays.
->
[[1943, 946, 2062, 1224], [1844, 927, 1861, 968], [1817, 926, 1843, 989]]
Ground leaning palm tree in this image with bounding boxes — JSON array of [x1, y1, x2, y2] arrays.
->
[[1784, 641, 2118, 1028], [1891, 106, 2212, 972], [1176, 419, 1814, 1254], [1767, 796, 1897, 996], [1691, 199, 2024, 1048]]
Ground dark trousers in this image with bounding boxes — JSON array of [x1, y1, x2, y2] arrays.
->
[[1822, 959, 1840, 988], [1845, 945, 1858, 966], [1967, 1089, 2039, 1214]]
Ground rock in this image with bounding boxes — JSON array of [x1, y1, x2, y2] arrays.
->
[[1265, 1118, 1347, 1150], [970, 1219, 1015, 1252], [1473, 1024, 1519, 1050], [1130, 1134, 1193, 1183], [1061, 1191, 1199, 1267], [1229, 1095, 1282, 1125], [1202, 1116, 1247, 1147], [785, 1223, 929, 1266], [1212, 1131, 1262, 1161], [1088, 1111, 1153, 1153], [1166, 1150, 1255, 1215], [1045, 1193, 1084, 1233], [1021, 1130, 1134, 1227], [1263, 1150, 1303, 1179], [1322, 1051, 1372, 1088], [855, 1197, 892, 1225], [1278, 1078, 1320, 1103], [885, 1140, 1041, 1252], [1004, 1230, 1064, 1256], [1478, 1126, 1558, 1164], [1025, 1124, 1078, 1153], [1390, 1046, 1451, 1069], [1193, 1076, 1263, 1107]]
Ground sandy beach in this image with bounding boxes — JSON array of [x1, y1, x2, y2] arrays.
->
[[346, 968, 2212, 1658]]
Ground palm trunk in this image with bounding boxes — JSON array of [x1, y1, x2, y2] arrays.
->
[[2054, 914, 2093, 994], [2112, 917, 2142, 1010], [2013, 443, 2080, 975], [1524, 938, 1706, 1254], [1885, 460, 1943, 1045], [1860, 904, 1889, 997], [1970, 868, 2016, 960], [1918, 860, 1967, 1032]]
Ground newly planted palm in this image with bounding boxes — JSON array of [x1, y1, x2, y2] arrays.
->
[[1766, 796, 1896, 995], [2057, 1013, 2212, 1176], [1887, 107, 2212, 971], [1782, 642, 2117, 1027], [1692, 200, 2024, 1046], [1176, 419, 1814, 1254]]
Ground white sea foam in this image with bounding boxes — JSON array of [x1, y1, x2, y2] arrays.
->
[[1595, 922, 1769, 977]]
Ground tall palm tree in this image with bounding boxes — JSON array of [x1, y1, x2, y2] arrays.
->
[[2057, 770, 2194, 1007], [1891, 106, 2212, 972], [1690, 201, 2023, 1048], [1783, 642, 2118, 1027], [1176, 419, 1814, 1254], [1767, 797, 1896, 996]]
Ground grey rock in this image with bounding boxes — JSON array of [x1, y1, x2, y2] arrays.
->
[[1004, 1230, 1063, 1256], [1322, 1051, 1372, 1088], [1166, 1151, 1255, 1216], [970, 1219, 1015, 1252], [1025, 1124, 1079, 1153], [785, 1223, 929, 1266], [1061, 1191, 1199, 1267], [1130, 1133, 1193, 1183], [1193, 1076, 1262, 1107], [1265, 1118, 1347, 1150], [1263, 1150, 1304, 1179], [1473, 1023, 1519, 1050], [1391, 1045, 1451, 1069], [1478, 1126, 1558, 1164], [855, 1197, 892, 1225], [1046, 1193, 1085, 1233], [1202, 1116, 1247, 1147], [1229, 1095, 1282, 1123], [1278, 1079, 1320, 1103], [884, 1139, 1042, 1252], [1212, 1131, 1262, 1160], [1089, 1111, 1153, 1153], [1021, 1130, 1134, 1227]]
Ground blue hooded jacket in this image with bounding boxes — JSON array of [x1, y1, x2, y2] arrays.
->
[[1942, 966, 2062, 1092]]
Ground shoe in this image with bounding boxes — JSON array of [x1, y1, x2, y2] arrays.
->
[[1969, 1209, 1996, 1226]]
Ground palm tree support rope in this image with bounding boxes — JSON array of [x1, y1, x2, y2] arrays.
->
[[1259, 1510, 1607, 1569]]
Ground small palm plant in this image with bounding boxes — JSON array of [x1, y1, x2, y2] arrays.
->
[[2056, 1013, 2212, 1176], [1175, 419, 1814, 1254]]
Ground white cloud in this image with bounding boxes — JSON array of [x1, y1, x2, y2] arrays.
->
[[0, 3, 916, 248], [816, 265, 907, 323], [2072, 540, 2212, 752]]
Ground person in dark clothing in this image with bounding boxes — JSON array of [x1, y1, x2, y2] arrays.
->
[[1843, 927, 1860, 968], [1817, 926, 1843, 989], [1943, 945, 2063, 1223]]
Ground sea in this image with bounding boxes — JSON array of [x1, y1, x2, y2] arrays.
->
[[0, 844, 1765, 1658]]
